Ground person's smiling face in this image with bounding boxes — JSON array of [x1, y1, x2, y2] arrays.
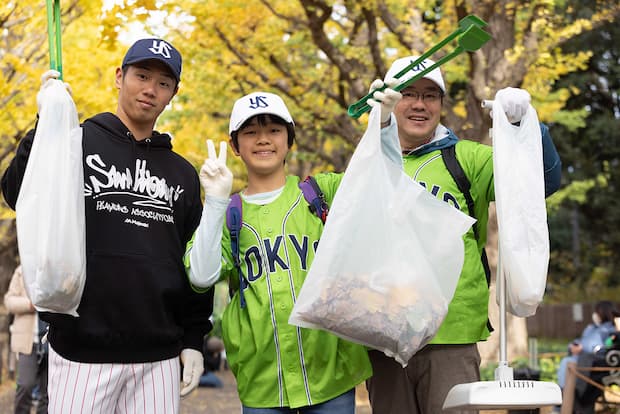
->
[[234, 115, 290, 177], [393, 78, 443, 150]]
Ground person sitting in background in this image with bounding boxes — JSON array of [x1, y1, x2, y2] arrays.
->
[[4, 265, 49, 414], [557, 301, 619, 414], [558, 301, 619, 388], [199, 336, 225, 388]]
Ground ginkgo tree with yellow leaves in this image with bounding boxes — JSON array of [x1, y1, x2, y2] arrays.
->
[[173, 0, 616, 175], [0, 0, 120, 282]]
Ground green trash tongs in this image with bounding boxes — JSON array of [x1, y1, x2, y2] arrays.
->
[[46, 0, 63, 79], [347, 15, 491, 118]]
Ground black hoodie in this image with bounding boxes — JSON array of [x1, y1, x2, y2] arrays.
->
[[2, 112, 214, 363]]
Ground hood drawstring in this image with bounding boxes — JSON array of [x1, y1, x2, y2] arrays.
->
[[145, 138, 152, 152]]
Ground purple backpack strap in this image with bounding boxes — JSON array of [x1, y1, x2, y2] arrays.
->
[[298, 176, 329, 223]]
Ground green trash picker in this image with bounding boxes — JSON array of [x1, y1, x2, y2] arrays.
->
[[46, 0, 63, 79], [347, 14, 491, 119]]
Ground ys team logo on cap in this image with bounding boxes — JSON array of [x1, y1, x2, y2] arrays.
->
[[229, 92, 294, 134], [147, 40, 174, 59], [249, 95, 270, 110]]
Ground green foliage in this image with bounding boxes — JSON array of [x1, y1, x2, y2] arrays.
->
[[546, 12, 620, 297], [479, 361, 496, 381], [481, 356, 562, 383], [546, 172, 609, 213], [551, 108, 588, 132], [480, 338, 568, 383]]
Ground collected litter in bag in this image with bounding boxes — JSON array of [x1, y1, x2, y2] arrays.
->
[[492, 100, 549, 318], [16, 79, 86, 316], [295, 270, 448, 365], [289, 106, 475, 366]]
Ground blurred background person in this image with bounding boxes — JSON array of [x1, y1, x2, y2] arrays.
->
[[558, 300, 619, 414], [4, 265, 49, 414]]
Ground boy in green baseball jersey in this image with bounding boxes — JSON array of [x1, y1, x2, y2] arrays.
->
[[185, 84, 401, 413], [364, 56, 563, 414]]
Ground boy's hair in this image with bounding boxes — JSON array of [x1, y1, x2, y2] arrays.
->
[[230, 114, 295, 152]]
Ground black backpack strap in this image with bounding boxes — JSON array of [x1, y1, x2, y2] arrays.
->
[[441, 145, 493, 333], [441, 146, 479, 240]]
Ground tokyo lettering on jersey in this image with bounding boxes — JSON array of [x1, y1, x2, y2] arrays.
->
[[219, 174, 372, 409]]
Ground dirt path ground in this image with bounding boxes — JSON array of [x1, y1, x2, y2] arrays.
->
[[180, 368, 372, 413], [0, 368, 558, 413], [0, 368, 372, 414]]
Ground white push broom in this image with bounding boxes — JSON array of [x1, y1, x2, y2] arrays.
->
[[442, 100, 562, 411], [442, 252, 562, 410]]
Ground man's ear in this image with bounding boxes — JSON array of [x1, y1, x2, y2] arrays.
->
[[115, 67, 123, 89]]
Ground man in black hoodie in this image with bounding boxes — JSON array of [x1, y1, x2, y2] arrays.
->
[[2, 38, 214, 413]]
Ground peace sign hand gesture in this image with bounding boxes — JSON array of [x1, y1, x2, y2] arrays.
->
[[199, 140, 233, 199]]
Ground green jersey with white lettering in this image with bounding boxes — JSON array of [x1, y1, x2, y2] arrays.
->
[[221, 173, 372, 409], [403, 139, 494, 344]]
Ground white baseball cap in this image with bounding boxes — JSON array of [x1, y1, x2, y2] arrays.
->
[[384, 56, 446, 93], [229, 92, 294, 135]]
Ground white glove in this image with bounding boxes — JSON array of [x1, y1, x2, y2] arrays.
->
[[495, 87, 531, 123], [41, 69, 61, 84], [200, 140, 233, 199], [180, 348, 204, 397], [37, 70, 73, 113], [367, 78, 402, 123]]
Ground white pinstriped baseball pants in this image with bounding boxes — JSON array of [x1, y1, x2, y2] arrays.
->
[[48, 345, 181, 414]]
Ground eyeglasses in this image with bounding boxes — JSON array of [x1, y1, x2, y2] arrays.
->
[[401, 90, 443, 102]]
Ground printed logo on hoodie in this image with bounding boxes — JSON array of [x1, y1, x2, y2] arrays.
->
[[84, 154, 184, 228]]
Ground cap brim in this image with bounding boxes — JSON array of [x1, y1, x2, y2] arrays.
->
[[123, 57, 180, 82], [231, 111, 294, 134]]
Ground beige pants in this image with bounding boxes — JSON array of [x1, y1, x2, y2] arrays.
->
[[366, 344, 481, 414]]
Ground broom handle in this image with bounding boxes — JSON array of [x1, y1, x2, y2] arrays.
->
[[487, 98, 515, 382], [486, 98, 508, 363], [498, 242, 507, 363]]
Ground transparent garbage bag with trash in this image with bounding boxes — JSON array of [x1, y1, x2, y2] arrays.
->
[[16, 78, 86, 316], [289, 106, 474, 366], [492, 99, 549, 318]]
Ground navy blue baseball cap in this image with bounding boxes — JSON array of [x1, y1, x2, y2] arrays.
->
[[122, 38, 182, 82]]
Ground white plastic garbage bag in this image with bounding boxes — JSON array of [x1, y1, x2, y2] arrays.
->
[[289, 106, 475, 366], [16, 78, 86, 316], [492, 99, 549, 317]]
